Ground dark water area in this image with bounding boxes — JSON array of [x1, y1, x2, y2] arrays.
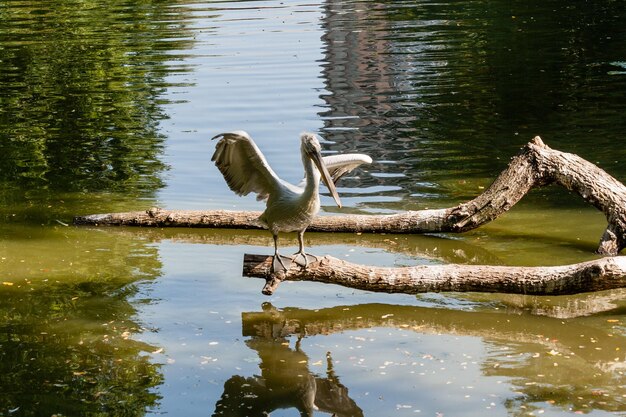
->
[[1, 1, 626, 416], [318, 0, 626, 209]]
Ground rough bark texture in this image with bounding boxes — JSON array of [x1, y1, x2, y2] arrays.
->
[[73, 207, 264, 229], [242, 254, 626, 296], [73, 137, 626, 255]]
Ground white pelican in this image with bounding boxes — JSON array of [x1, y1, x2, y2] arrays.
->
[[211, 130, 371, 273]]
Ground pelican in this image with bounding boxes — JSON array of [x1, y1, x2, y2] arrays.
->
[[211, 130, 371, 273]]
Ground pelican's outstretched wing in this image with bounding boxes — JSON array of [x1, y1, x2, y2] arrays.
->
[[323, 153, 373, 184], [211, 131, 282, 199], [297, 153, 372, 188]]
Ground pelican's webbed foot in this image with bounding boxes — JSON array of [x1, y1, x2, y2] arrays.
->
[[272, 254, 293, 273], [292, 252, 318, 269]]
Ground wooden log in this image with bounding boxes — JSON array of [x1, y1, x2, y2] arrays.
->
[[73, 207, 264, 229], [73, 137, 626, 255], [242, 254, 626, 296]]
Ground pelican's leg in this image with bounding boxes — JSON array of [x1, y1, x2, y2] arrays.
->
[[272, 233, 293, 273], [292, 230, 318, 268]]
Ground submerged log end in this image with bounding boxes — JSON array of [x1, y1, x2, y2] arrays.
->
[[242, 254, 286, 296], [262, 276, 283, 295]]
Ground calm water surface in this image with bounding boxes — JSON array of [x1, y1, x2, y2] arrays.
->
[[1, 0, 626, 416]]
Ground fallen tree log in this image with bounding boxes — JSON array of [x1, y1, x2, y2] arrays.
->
[[73, 136, 626, 255], [242, 254, 626, 296]]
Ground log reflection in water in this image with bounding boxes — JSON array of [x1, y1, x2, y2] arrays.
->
[[240, 303, 626, 414], [78, 225, 502, 265]]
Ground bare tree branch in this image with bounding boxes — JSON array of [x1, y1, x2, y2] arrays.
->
[[242, 254, 626, 296]]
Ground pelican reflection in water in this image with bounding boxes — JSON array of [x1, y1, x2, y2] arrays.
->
[[212, 131, 371, 273]]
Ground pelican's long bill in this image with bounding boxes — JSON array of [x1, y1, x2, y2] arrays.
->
[[310, 150, 342, 208]]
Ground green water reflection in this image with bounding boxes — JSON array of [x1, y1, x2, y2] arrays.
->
[[0, 0, 196, 217], [0, 0, 194, 414], [0, 225, 162, 416]]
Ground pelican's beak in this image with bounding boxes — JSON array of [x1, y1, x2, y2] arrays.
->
[[311, 150, 342, 208]]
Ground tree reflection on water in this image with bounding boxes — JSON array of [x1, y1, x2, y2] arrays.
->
[[0, 0, 196, 207], [0, 284, 162, 416], [0, 226, 164, 416]]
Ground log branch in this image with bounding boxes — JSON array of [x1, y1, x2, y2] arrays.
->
[[73, 137, 626, 255], [73, 207, 264, 229], [242, 254, 626, 296]]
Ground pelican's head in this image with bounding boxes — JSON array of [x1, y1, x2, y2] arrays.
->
[[301, 133, 342, 208]]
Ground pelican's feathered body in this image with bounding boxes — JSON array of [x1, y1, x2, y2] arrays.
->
[[211, 130, 371, 272]]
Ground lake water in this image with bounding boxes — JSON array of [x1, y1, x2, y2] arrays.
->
[[1, 0, 626, 416]]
